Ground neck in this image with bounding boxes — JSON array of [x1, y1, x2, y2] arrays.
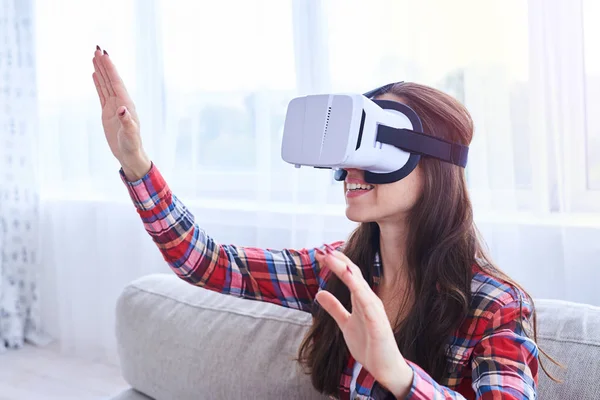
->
[[377, 219, 410, 288]]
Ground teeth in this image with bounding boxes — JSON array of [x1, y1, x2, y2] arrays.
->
[[347, 183, 374, 190]]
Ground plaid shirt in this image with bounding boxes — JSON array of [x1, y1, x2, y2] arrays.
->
[[121, 164, 539, 400]]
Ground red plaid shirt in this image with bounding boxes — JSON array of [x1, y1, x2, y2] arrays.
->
[[122, 164, 539, 400]]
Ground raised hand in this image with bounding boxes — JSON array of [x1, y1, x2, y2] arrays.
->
[[315, 247, 414, 397], [92, 46, 150, 180]]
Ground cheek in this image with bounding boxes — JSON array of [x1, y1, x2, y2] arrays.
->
[[376, 172, 423, 211]]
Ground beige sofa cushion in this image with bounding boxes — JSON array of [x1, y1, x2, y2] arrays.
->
[[115, 274, 328, 400]]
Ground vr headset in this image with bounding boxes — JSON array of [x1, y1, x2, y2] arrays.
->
[[280, 82, 469, 184]]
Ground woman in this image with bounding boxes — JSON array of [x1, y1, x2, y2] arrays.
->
[[92, 46, 546, 399]]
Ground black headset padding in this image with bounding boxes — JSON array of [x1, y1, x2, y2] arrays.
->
[[361, 100, 422, 184]]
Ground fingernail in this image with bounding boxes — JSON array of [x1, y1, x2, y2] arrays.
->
[[96, 45, 100, 51], [346, 265, 353, 275], [315, 248, 325, 256], [118, 107, 126, 117], [103, 50, 109, 56], [324, 244, 335, 254]]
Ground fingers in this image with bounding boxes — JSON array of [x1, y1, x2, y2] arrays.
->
[[93, 56, 110, 101], [100, 49, 129, 99], [315, 290, 350, 328], [93, 47, 115, 96], [92, 72, 106, 107], [316, 248, 383, 323], [327, 248, 365, 279], [316, 247, 366, 294]]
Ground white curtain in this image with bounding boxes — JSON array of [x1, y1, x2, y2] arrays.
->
[[30, 0, 600, 362], [0, 0, 50, 352]]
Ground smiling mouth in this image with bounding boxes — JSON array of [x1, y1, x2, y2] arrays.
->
[[346, 183, 374, 191]]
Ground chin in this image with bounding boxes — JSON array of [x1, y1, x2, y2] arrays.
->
[[345, 206, 377, 223]]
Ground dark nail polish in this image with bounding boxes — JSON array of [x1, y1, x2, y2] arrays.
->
[[103, 50, 108, 56], [96, 45, 100, 51], [118, 108, 126, 116], [346, 265, 353, 275], [324, 244, 335, 254]]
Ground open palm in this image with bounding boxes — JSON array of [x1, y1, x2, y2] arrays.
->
[[92, 47, 142, 161], [315, 247, 412, 393]]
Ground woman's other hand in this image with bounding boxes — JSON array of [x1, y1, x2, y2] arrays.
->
[[315, 247, 414, 398]]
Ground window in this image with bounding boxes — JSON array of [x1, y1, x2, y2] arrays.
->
[[324, 0, 533, 213], [34, 0, 600, 216], [583, 0, 600, 191]]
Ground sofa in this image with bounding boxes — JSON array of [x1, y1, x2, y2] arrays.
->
[[108, 274, 600, 400]]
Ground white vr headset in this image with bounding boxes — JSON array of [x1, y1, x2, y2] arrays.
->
[[280, 82, 469, 184]]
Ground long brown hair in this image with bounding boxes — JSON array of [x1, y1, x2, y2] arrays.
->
[[297, 82, 560, 395]]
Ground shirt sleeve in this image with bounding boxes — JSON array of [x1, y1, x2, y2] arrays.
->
[[401, 299, 538, 400], [120, 163, 343, 313]]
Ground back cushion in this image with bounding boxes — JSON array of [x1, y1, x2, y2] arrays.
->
[[536, 299, 600, 400], [115, 274, 329, 400]]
